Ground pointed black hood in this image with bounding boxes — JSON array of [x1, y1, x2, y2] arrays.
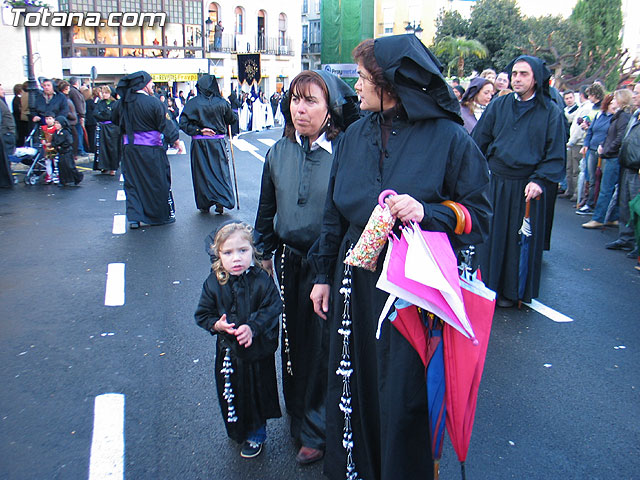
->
[[373, 34, 462, 124], [55, 115, 70, 130], [116, 71, 151, 103], [507, 55, 552, 108], [196, 75, 222, 99]]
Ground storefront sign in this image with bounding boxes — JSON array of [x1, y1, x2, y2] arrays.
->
[[151, 73, 199, 82], [321, 63, 358, 78]]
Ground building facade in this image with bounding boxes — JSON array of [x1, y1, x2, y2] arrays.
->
[[301, 0, 321, 71]]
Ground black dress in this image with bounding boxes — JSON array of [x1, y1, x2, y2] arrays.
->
[[51, 117, 83, 186], [179, 76, 237, 211], [112, 92, 179, 225], [195, 267, 282, 443], [93, 99, 121, 172], [313, 36, 492, 480]]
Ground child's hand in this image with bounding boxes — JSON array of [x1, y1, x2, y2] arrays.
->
[[235, 325, 253, 348], [214, 314, 236, 334]]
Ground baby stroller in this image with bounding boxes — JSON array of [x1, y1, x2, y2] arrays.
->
[[10, 126, 53, 185]]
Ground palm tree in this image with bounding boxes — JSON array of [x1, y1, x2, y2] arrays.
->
[[434, 36, 489, 78]]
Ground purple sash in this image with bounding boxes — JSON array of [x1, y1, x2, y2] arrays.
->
[[123, 130, 163, 146], [100, 121, 112, 124], [192, 134, 225, 140]]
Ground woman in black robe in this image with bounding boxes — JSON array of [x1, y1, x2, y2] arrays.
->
[[93, 87, 121, 175], [254, 70, 359, 465], [179, 75, 237, 214], [52, 116, 83, 186], [309, 35, 491, 480], [113, 71, 182, 229]]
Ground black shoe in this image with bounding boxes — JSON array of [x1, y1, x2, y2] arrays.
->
[[627, 248, 639, 259], [497, 297, 515, 308], [605, 239, 633, 251], [129, 222, 140, 229], [215, 204, 224, 214], [240, 440, 263, 458]]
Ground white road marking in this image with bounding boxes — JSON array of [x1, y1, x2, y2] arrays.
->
[[258, 139, 276, 147], [231, 138, 258, 152], [524, 299, 574, 323], [116, 190, 126, 201], [112, 215, 126, 235], [249, 151, 265, 163], [104, 263, 125, 306], [119, 174, 124, 182], [88, 393, 125, 480]]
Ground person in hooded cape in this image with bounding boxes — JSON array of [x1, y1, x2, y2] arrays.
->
[[254, 70, 360, 465], [178, 75, 237, 214], [0, 111, 13, 188], [228, 86, 242, 136], [52, 115, 83, 186], [93, 86, 121, 175], [309, 35, 491, 480], [194, 221, 282, 448], [112, 71, 182, 228], [472, 55, 565, 306]]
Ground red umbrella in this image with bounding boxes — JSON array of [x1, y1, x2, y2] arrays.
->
[[444, 277, 496, 479]]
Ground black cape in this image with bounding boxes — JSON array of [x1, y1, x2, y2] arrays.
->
[[113, 72, 179, 225], [472, 55, 565, 302], [179, 75, 237, 210], [313, 35, 491, 480], [93, 99, 121, 172], [52, 116, 83, 186], [195, 267, 282, 443], [0, 112, 13, 188]]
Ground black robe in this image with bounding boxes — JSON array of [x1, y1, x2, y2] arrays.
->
[[255, 136, 338, 450], [195, 267, 282, 443], [112, 93, 179, 225], [0, 117, 12, 188], [51, 117, 83, 186], [93, 99, 121, 172], [179, 76, 237, 211], [472, 55, 565, 303]]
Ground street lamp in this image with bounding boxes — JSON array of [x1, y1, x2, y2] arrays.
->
[[205, 18, 213, 52], [404, 21, 423, 38]]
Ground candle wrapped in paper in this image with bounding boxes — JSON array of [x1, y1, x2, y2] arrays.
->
[[344, 190, 397, 271]]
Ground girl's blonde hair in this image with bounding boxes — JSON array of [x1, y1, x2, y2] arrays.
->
[[210, 222, 262, 285], [614, 88, 633, 112]]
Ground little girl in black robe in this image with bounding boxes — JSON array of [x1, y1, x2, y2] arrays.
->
[[52, 116, 83, 186], [195, 222, 282, 458]]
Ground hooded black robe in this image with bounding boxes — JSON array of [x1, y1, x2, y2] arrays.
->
[[471, 55, 565, 303], [312, 35, 491, 480], [113, 71, 180, 225], [52, 116, 83, 186], [0, 113, 13, 188], [195, 266, 282, 443], [254, 70, 359, 451], [93, 99, 121, 172], [179, 75, 237, 211]]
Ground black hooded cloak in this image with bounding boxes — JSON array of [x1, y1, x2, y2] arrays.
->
[[472, 55, 565, 303], [112, 71, 180, 226], [52, 116, 83, 186], [179, 75, 238, 212], [313, 35, 491, 480], [93, 98, 121, 172], [254, 70, 359, 452], [0, 112, 13, 188], [195, 226, 282, 443]]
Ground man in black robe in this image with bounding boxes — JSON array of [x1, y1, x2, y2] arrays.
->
[[179, 75, 237, 214], [472, 55, 565, 307], [113, 71, 183, 229]]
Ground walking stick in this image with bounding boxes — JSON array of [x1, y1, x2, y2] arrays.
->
[[227, 125, 240, 210]]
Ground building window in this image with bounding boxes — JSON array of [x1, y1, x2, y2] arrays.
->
[[302, 24, 308, 43], [235, 6, 244, 34], [309, 20, 320, 44], [278, 13, 286, 46], [302, 0, 307, 14], [383, 6, 394, 35]]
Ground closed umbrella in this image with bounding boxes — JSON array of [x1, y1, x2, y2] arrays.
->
[[518, 200, 532, 308]]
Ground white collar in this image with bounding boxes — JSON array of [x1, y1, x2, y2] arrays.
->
[[515, 91, 536, 102], [295, 131, 332, 154], [136, 90, 149, 95]]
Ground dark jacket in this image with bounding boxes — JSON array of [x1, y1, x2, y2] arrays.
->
[[179, 75, 237, 135], [601, 109, 632, 158], [620, 110, 640, 170], [51, 116, 73, 154], [33, 91, 68, 122], [195, 266, 281, 362], [68, 86, 86, 119]]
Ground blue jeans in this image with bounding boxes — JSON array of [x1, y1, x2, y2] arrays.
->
[[75, 123, 87, 155], [592, 157, 619, 223], [586, 149, 598, 208], [246, 424, 266, 444]]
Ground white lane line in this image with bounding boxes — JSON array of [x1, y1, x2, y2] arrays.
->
[[524, 299, 574, 323], [116, 190, 126, 201], [112, 215, 126, 235], [231, 138, 258, 152], [104, 263, 125, 306], [258, 138, 276, 147], [119, 174, 124, 182], [88, 393, 125, 480], [249, 150, 265, 163]]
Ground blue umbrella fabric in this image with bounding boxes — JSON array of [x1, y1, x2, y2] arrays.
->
[[518, 200, 532, 307]]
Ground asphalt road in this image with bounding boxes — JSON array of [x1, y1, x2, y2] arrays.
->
[[1, 127, 638, 480]]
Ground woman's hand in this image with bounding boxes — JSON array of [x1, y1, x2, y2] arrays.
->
[[214, 313, 236, 334], [201, 127, 217, 136], [385, 194, 424, 223], [235, 324, 253, 348], [524, 181, 542, 202], [597, 145, 603, 156], [310, 284, 330, 320], [261, 259, 273, 277], [580, 146, 588, 156]]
